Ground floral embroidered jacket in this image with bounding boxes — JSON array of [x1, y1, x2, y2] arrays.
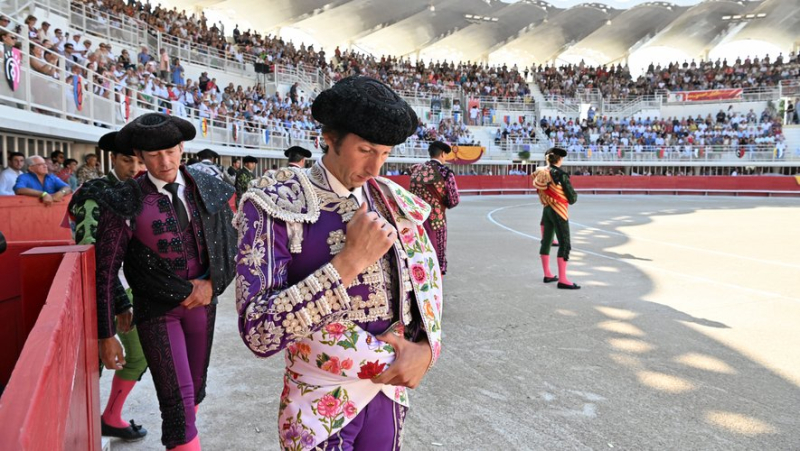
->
[[409, 160, 459, 230], [234, 163, 443, 450]]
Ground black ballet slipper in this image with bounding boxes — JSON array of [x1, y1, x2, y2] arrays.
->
[[557, 282, 581, 290], [543, 276, 559, 283], [101, 419, 148, 441]]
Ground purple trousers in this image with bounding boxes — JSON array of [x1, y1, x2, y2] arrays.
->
[[423, 220, 448, 275], [317, 392, 407, 450], [137, 304, 216, 449]]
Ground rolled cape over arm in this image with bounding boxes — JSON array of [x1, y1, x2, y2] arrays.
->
[[235, 200, 352, 358], [94, 208, 133, 339]]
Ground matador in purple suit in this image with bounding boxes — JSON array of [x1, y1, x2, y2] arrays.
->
[[95, 113, 236, 450], [409, 141, 460, 275], [235, 76, 445, 450]]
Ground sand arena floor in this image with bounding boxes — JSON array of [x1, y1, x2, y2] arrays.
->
[[104, 194, 800, 450]]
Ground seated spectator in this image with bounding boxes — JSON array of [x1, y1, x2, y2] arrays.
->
[[30, 43, 56, 77], [1, 30, 18, 50], [13, 155, 71, 205], [47, 150, 64, 174], [24, 15, 37, 41], [37, 21, 51, 43], [75, 153, 104, 185], [56, 158, 79, 191], [117, 48, 133, 70], [0, 152, 25, 196]]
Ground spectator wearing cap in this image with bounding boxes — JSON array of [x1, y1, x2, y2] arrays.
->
[[409, 140, 460, 275], [94, 113, 235, 450], [235, 75, 443, 449], [68, 32, 82, 53], [67, 132, 148, 442], [76, 153, 105, 185], [13, 155, 71, 205], [0, 16, 11, 29], [284, 145, 311, 168], [0, 152, 25, 196]]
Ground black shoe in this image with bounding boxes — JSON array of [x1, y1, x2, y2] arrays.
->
[[543, 276, 559, 283], [101, 419, 148, 441], [553, 242, 560, 247], [557, 282, 581, 290]]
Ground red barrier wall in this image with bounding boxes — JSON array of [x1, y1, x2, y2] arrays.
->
[[569, 176, 800, 193], [0, 246, 100, 451], [0, 240, 73, 385], [0, 195, 73, 242], [385, 175, 800, 195]]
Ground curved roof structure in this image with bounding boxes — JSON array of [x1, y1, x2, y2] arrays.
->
[[351, 0, 497, 58], [279, 0, 432, 51], [418, 1, 549, 63], [158, 0, 788, 68], [488, 4, 619, 66], [203, 0, 349, 33], [710, 0, 800, 62], [628, 0, 751, 74], [557, 2, 688, 66]]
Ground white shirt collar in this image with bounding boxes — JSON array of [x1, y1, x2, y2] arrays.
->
[[318, 158, 364, 205], [148, 169, 186, 194]]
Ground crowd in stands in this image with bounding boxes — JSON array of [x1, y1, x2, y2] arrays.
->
[[535, 53, 800, 101], [539, 106, 785, 156], [74, 0, 531, 100], [2, 3, 799, 166]]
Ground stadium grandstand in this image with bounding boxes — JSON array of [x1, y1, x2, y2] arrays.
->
[[0, 0, 798, 180], [2, 0, 800, 449]]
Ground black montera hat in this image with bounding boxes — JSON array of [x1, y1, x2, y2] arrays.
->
[[429, 141, 452, 154], [548, 147, 568, 157], [116, 113, 196, 154], [284, 146, 312, 159], [98, 131, 132, 156], [311, 76, 418, 146]]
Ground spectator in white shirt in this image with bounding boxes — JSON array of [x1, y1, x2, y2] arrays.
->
[[0, 152, 25, 196]]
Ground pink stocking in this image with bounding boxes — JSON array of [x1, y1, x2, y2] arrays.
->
[[102, 376, 136, 429]]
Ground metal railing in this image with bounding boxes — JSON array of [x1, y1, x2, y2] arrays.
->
[[553, 145, 795, 163], [466, 94, 535, 112], [68, 2, 147, 52], [0, 30, 460, 158], [4, 0, 36, 17]]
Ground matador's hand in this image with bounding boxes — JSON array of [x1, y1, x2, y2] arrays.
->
[[371, 331, 432, 389]]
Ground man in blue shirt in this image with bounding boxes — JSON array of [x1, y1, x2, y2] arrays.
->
[[14, 155, 71, 206]]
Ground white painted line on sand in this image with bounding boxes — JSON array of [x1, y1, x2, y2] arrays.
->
[[486, 204, 800, 304]]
